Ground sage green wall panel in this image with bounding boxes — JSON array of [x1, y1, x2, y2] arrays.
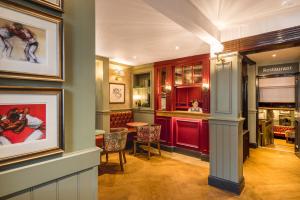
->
[[58, 175, 78, 200], [63, 0, 96, 152], [0, 0, 98, 199], [32, 182, 57, 200], [78, 167, 98, 200]]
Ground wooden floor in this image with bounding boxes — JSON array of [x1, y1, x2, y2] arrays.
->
[[98, 148, 300, 200], [265, 138, 295, 152]]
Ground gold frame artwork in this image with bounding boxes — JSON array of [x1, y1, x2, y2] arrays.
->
[[0, 86, 64, 167], [0, 1, 63, 81]]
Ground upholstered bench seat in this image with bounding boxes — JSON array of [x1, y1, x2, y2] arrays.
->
[[273, 125, 295, 138], [110, 111, 134, 129], [110, 111, 136, 146]]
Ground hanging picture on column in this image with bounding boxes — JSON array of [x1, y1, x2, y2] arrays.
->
[[0, 1, 63, 81], [109, 83, 125, 104], [0, 87, 64, 167]]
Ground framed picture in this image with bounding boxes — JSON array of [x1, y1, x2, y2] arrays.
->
[[0, 1, 63, 81], [31, 0, 64, 12], [109, 83, 125, 104], [0, 86, 63, 167]]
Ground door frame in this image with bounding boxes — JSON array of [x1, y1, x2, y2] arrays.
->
[[255, 73, 298, 150]]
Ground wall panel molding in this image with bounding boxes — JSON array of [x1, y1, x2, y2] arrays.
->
[[215, 62, 232, 114], [0, 147, 100, 198]]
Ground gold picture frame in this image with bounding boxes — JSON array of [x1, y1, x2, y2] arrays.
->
[[0, 86, 64, 167], [31, 0, 63, 12], [0, 1, 63, 81]]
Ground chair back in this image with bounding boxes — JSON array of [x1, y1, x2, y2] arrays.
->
[[104, 128, 128, 152], [136, 124, 161, 143]]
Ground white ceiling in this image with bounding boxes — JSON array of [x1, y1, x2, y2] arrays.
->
[[95, 0, 210, 66], [190, 0, 300, 29], [96, 0, 300, 66], [247, 46, 300, 65]]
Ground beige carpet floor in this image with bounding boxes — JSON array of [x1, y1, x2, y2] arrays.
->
[[98, 148, 300, 200]]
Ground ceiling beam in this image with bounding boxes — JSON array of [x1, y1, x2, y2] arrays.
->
[[143, 0, 221, 47]]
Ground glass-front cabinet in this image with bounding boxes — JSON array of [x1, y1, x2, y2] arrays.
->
[[193, 65, 203, 84], [174, 65, 203, 86], [154, 54, 210, 156]]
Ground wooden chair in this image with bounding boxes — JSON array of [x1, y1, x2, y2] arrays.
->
[[102, 128, 128, 171], [133, 124, 161, 160]]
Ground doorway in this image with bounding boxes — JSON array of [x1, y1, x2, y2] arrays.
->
[[244, 46, 300, 154]]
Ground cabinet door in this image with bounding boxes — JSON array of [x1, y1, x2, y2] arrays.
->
[[174, 66, 183, 85], [200, 120, 209, 155], [193, 65, 203, 84], [155, 117, 172, 145], [183, 66, 193, 85], [160, 67, 167, 93], [174, 119, 200, 150]]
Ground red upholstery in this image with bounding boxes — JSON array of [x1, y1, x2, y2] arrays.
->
[[110, 111, 133, 128], [273, 125, 295, 137], [95, 135, 103, 147]]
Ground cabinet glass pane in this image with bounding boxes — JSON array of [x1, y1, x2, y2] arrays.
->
[[193, 65, 203, 84], [160, 68, 167, 86], [175, 66, 183, 85], [183, 66, 192, 85]]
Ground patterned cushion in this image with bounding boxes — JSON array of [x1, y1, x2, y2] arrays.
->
[[110, 111, 133, 128], [136, 125, 161, 143], [104, 128, 128, 152]]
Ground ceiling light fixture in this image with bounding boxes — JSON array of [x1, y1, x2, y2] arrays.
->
[[175, 46, 180, 50], [272, 54, 277, 58], [133, 56, 137, 59], [281, 0, 294, 6]]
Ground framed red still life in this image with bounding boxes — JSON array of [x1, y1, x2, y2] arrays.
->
[[0, 87, 63, 167]]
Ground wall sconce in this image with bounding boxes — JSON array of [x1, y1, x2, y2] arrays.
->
[[114, 68, 124, 81], [202, 83, 209, 92], [165, 84, 172, 93]]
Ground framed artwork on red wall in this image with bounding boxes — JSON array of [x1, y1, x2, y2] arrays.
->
[[0, 87, 64, 167]]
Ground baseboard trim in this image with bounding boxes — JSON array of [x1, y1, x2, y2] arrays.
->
[[208, 175, 245, 195], [249, 143, 258, 148], [160, 144, 209, 161], [160, 144, 176, 152]]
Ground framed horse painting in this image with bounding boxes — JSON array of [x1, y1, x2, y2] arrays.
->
[[0, 86, 64, 167], [31, 0, 64, 12], [0, 1, 63, 81]]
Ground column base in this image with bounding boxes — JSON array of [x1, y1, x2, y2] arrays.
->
[[208, 175, 245, 195]]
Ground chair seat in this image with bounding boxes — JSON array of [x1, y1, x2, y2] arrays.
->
[[95, 135, 104, 147]]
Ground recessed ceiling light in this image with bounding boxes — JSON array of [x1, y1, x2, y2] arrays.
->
[[133, 56, 137, 59], [281, 0, 294, 6], [175, 46, 180, 50], [272, 54, 277, 58]]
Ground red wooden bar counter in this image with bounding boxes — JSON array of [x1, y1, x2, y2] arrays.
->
[[154, 54, 210, 159]]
